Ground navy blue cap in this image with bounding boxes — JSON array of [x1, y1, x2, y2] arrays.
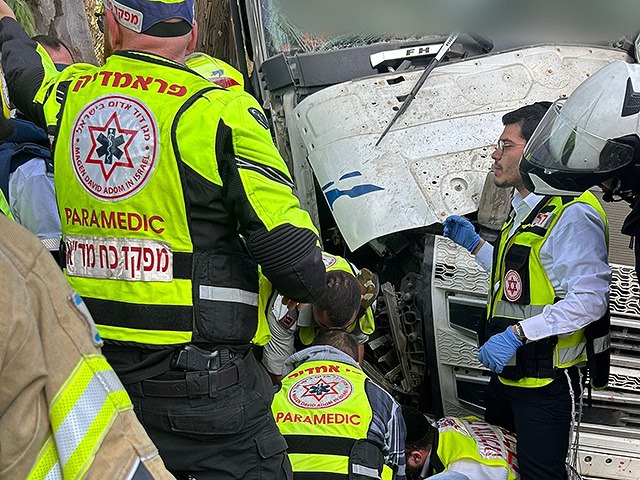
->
[[104, 0, 195, 37]]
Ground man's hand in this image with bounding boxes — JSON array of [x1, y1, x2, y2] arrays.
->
[[477, 327, 522, 373], [443, 215, 481, 254], [281, 297, 309, 312], [0, 0, 16, 20]]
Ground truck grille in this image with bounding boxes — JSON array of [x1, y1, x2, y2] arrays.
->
[[585, 265, 640, 430]]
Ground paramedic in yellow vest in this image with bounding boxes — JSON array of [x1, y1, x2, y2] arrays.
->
[[442, 103, 610, 480], [0, 1, 327, 478], [402, 406, 518, 480], [273, 327, 407, 479], [0, 214, 173, 479], [263, 251, 379, 382]]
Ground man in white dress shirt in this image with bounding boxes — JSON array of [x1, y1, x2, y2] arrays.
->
[[443, 102, 610, 480]]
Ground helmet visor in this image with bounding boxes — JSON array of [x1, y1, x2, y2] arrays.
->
[[523, 100, 635, 174]]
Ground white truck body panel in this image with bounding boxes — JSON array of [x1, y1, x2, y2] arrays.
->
[[293, 45, 629, 250]]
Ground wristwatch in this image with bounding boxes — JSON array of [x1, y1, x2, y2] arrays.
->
[[514, 322, 528, 344]]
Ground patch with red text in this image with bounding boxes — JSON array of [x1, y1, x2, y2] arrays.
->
[[65, 234, 172, 282], [71, 94, 158, 201], [105, 0, 143, 33], [503, 269, 522, 302], [531, 211, 554, 229], [288, 374, 353, 409], [279, 309, 298, 329]]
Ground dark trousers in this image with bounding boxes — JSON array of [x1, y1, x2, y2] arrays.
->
[[484, 369, 582, 480], [118, 349, 292, 480]]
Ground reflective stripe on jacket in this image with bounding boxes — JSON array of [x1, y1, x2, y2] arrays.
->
[[28, 355, 132, 479]]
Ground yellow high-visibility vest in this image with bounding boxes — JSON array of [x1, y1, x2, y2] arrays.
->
[[486, 191, 608, 387]]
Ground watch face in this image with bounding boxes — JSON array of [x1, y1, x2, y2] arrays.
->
[[515, 324, 527, 342]]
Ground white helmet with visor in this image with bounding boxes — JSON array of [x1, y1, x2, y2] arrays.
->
[[520, 60, 640, 197]]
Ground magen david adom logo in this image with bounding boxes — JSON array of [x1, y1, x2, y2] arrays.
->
[[503, 269, 523, 302], [71, 94, 158, 201], [288, 374, 353, 409]]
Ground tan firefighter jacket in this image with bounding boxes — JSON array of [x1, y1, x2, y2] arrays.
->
[[0, 215, 174, 479]]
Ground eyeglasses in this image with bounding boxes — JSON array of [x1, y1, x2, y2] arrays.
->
[[495, 139, 526, 153], [95, 3, 105, 33]]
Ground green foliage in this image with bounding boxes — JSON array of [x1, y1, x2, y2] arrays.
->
[[8, 0, 36, 37]]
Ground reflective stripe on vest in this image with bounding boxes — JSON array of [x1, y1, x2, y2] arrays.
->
[[199, 285, 259, 306], [27, 355, 133, 479], [493, 301, 544, 319], [288, 453, 392, 480], [556, 339, 587, 367], [593, 333, 611, 354], [41, 237, 61, 251]]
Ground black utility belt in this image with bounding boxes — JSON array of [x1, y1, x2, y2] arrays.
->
[[137, 346, 255, 399]]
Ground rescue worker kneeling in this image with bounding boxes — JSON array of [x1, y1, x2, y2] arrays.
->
[[402, 406, 519, 480], [263, 252, 380, 383], [272, 298, 407, 479]]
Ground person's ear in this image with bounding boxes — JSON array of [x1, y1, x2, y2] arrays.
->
[[186, 20, 198, 56], [105, 9, 122, 52], [406, 449, 429, 468], [312, 305, 330, 327]]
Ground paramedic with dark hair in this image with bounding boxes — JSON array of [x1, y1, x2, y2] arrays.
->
[[443, 102, 610, 480]]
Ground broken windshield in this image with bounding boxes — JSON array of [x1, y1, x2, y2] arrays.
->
[[256, 0, 640, 58], [258, 0, 439, 56]]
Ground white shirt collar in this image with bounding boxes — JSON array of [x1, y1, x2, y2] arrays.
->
[[511, 190, 544, 211]]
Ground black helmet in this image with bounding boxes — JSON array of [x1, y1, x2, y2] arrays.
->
[[520, 61, 640, 197]]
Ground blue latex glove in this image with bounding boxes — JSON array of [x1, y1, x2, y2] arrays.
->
[[477, 327, 523, 373], [443, 215, 480, 253]]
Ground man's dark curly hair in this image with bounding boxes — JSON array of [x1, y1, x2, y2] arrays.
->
[[502, 101, 552, 142], [312, 270, 361, 328]]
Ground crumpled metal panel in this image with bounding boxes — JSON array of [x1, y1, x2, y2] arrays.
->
[[293, 45, 630, 250]]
